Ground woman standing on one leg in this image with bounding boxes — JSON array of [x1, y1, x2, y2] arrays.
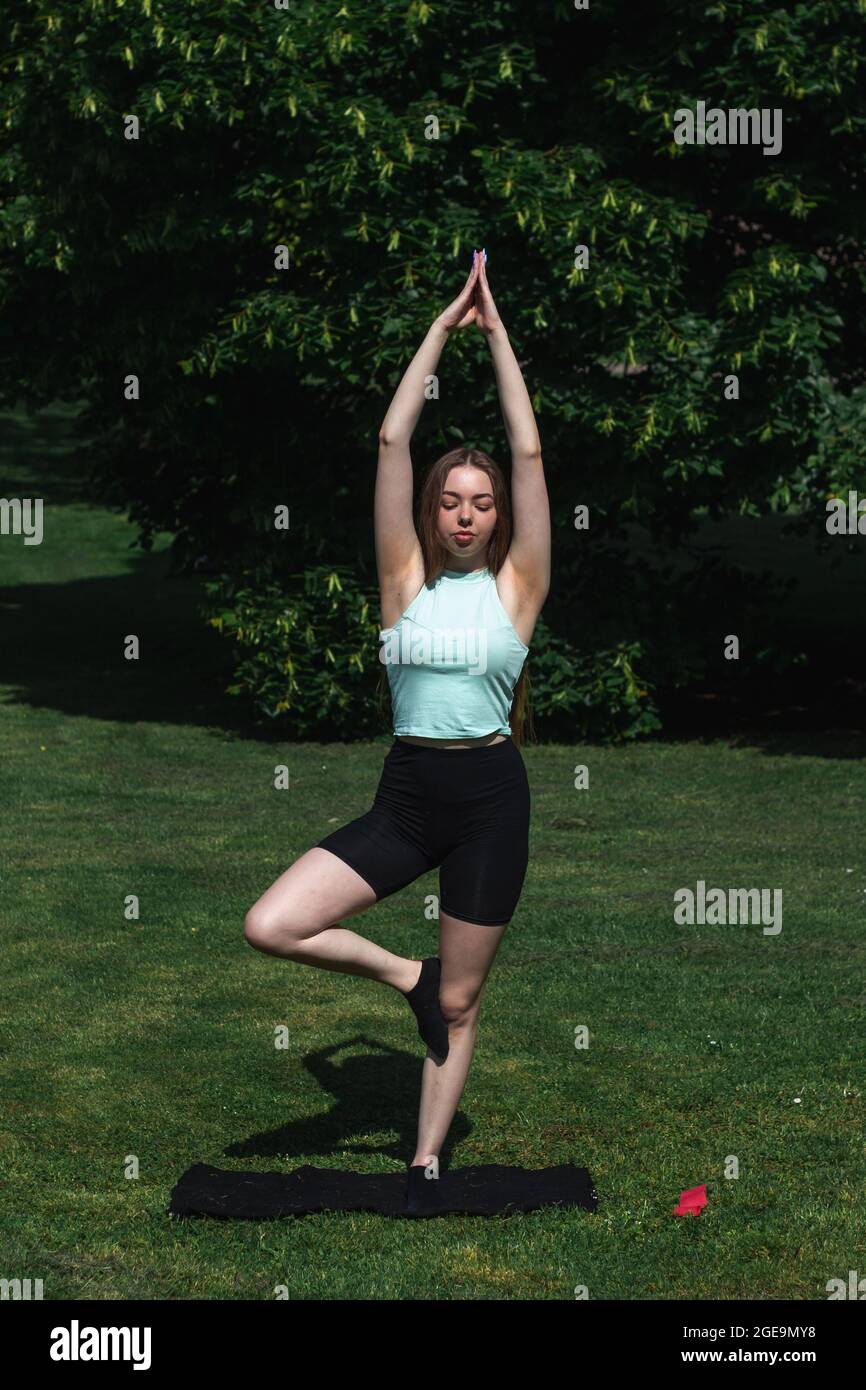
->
[[244, 250, 550, 1187]]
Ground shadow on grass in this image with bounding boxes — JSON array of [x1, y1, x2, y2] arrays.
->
[[0, 400, 98, 505], [0, 400, 263, 735], [654, 689, 866, 760], [224, 1036, 471, 1166], [4, 546, 865, 755], [0, 400, 378, 742], [0, 557, 259, 732]]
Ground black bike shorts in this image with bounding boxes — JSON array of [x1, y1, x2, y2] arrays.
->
[[315, 736, 530, 927]]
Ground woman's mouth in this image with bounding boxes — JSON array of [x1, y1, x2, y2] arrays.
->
[[454, 532, 474, 542]]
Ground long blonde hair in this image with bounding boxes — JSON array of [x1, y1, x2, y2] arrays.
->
[[377, 445, 535, 747]]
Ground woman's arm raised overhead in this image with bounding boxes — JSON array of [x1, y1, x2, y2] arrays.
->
[[474, 254, 551, 606], [375, 257, 480, 604]]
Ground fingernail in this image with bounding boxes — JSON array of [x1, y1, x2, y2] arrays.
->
[[472, 249, 477, 266], [482, 248, 488, 262]]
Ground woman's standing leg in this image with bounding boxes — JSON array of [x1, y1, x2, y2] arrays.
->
[[409, 911, 509, 1165]]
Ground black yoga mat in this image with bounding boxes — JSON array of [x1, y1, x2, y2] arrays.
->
[[168, 1161, 598, 1219]]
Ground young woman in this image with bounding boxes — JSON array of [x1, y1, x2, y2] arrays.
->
[[244, 250, 550, 1198]]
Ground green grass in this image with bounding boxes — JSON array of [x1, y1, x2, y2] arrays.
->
[[1, 403, 863, 1300]]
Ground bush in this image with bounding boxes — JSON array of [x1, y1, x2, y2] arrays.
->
[[203, 563, 661, 741], [527, 620, 662, 742], [203, 564, 385, 738]]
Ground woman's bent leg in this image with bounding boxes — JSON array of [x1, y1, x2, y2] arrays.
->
[[244, 847, 420, 994]]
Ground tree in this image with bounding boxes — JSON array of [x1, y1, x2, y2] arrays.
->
[[2, 0, 864, 732]]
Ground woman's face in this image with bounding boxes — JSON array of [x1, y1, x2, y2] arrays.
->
[[436, 465, 497, 564]]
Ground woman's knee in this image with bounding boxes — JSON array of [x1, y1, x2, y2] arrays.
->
[[439, 988, 483, 1027], [244, 902, 305, 954], [244, 848, 369, 954], [243, 904, 277, 952]]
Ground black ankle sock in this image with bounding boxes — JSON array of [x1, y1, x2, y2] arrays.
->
[[406, 1157, 441, 1215], [402, 956, 449, 1060]]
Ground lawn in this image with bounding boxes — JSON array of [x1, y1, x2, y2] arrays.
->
[[1, 403, 863, 1299]]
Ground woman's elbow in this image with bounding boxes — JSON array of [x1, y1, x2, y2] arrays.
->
[[379, 427, 407, 450]]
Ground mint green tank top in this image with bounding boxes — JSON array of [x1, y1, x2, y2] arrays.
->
[[378, 567, 529, 739]]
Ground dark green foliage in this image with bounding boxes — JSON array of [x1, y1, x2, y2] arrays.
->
[[203, 564, 386, 737], [2, 0, 865, 736], [525, 623, 663, 741], [202, 561, 661, 739]]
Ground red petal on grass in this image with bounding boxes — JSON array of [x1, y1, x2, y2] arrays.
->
[[674, 1183, 708, 1217]]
